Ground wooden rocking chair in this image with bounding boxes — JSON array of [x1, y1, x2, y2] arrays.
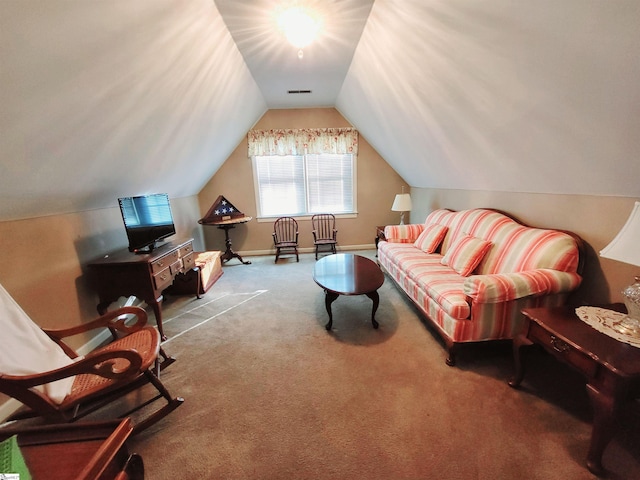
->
[[272, 217, 299, 263], [0, 284, 183, 434], [312, 213, 338, 260]]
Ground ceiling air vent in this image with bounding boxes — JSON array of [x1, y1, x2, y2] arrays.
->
[[288, 89, 312, 94]]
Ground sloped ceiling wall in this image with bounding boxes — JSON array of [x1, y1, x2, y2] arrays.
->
[[1, 1, 639, 223], [0, 0, 266, 221], [337, 0, 640, 197]]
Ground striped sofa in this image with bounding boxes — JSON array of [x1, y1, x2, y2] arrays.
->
[[377, 208, 584, 365]]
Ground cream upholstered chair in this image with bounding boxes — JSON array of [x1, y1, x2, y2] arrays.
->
[[0, 283, 183, 434]]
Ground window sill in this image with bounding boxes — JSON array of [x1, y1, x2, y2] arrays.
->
[[256, 213, 358, 223]]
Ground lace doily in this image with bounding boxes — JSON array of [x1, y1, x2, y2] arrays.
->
[[575, 306, 640, 348]]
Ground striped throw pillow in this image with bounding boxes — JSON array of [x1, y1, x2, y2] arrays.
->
[[441, 234, 492, 276], [414, 224, 448, 253]]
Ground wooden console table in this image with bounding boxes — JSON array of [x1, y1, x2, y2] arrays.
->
[[87, 238, 195, 340], [509, 304, 640, 475], [0, 419, 143, 479]]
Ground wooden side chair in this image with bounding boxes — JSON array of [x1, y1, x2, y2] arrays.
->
[[0, 283, 183, 435], [272, 217, 299, 263], [312, 213, 338, 260]]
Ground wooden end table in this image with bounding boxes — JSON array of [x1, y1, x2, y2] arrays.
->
[[200, 216, 252, 265], [509, 304, 640, 475], [375, 226, 386, 257], [0, 419, 143, 479], [313, 253, 384, 331], [375, 226, 386, 248]]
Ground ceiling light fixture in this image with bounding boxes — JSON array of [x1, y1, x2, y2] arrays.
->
[[277, 5, 321, 59]]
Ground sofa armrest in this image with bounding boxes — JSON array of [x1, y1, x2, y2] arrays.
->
[[463, 269, 582, 303], [383, 224, 425, 243]]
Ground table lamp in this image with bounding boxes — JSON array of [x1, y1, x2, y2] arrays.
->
[[600, 201, 640, 335], [391, 187, 412, 225]]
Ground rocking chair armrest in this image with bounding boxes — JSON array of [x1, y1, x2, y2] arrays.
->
[[0, 349, 144, 389], [312, 229, 337, 240], [43, 307, 149, 341]]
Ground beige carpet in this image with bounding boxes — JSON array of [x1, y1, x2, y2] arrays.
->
[[128, 251, 640, 479]]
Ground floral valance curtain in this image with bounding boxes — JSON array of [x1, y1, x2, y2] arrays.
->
[[248, 128, 358, 156]]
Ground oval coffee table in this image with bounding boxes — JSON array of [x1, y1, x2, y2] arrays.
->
[[313, 253, 384, 331]]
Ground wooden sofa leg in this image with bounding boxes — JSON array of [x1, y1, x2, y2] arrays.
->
[[445, 343, 458, 366]]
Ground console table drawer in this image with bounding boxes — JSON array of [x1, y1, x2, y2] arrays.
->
[[179, 242, 194, 257], [151, 251, 179, 274], [169, 259, 183, 276], [153, 268, 173, 291], [182, 252, 195, 271], [529, 322, 598, 377]]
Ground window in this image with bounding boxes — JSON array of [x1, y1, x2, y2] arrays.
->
[[248, 128, 358, 218], [253, 153, 354, 217]]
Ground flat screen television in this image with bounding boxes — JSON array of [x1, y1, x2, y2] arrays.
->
[[118, 193, 176, 253]]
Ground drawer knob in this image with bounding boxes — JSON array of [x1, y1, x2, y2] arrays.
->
[[550, 335, 570, 353]]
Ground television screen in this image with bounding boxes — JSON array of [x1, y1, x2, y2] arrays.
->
[[118, 193, 176, 252]]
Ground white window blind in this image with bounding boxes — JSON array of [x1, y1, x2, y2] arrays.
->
[[306, 153, 353, 214], [252, 153, 355, 217], [255, 155, 306, 216]]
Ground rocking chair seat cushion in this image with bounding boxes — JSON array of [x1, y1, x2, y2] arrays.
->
[[63, 327, 160, 406], [0, 284, 75, 404]]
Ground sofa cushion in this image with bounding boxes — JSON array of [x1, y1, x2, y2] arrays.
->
[[378, 243, 471, 319], [414, 224, 448, 253], [383, 224, 424, 243], [424, 208, 582, 275], [441, 234, 492, 276]]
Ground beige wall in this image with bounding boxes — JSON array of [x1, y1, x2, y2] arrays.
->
[[198, 108, 408, 254], [411, 188, 638, 305]]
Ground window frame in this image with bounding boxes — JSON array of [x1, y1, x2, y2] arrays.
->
[[251, 151, 358, 221]]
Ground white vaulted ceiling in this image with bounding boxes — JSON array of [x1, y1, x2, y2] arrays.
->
[[214, 0, 374, 108], [1, 1, 639, 221]]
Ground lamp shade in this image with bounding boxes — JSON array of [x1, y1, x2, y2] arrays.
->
[[600, 201, 640, 267], [391, 193, 412, 212]]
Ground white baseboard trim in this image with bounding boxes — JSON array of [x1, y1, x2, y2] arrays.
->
[[239, 244, 376, 257]]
